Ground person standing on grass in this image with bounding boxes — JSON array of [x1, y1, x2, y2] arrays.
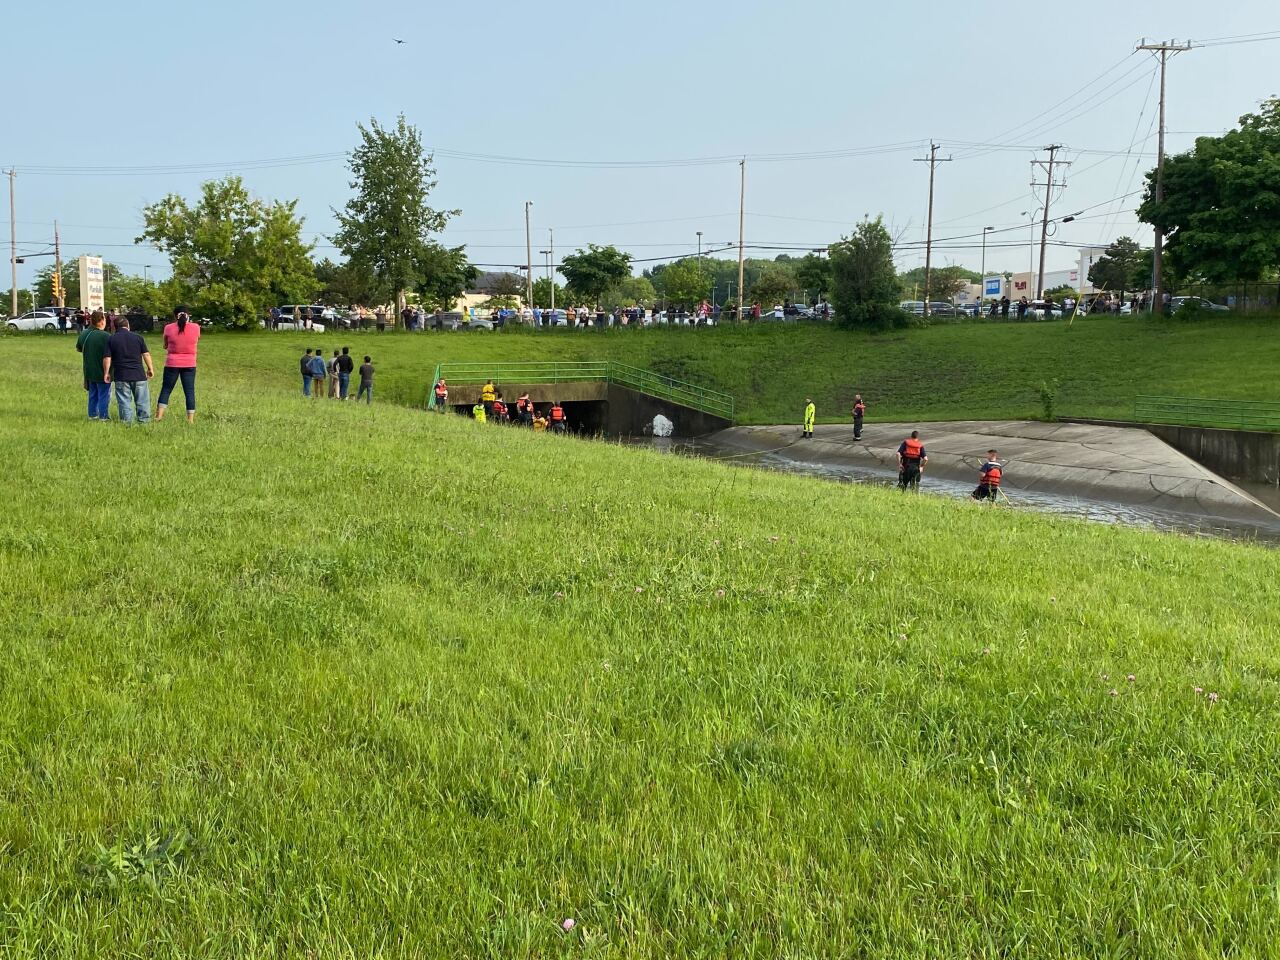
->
[[480, 379, 496, 420], [76, 310, 112, 421], [434, 377, 449, 412], [472, 400, 486, 423], [103, 316, 154, 425], [328, 349, 341, 399], [337, 347, 354, 400], [897, 431, 927, 491], [851, 394, 866, 441], [309, 349, 327, 398], [155, 305, 201, 423], [357, 355, 374, 404], [300, 348, 315, 396], [802, 398, 816, 439]]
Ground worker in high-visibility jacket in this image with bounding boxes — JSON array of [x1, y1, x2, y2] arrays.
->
[[480, 380, 496, 419], [972, 449, 1004, 501], [897, 431, 927, 491], [802, 398, 816, 439], [472, 401, 486, 423]]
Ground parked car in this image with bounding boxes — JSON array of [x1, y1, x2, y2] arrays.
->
[[899, 301, 925, 316], [1171, 296, 1230, 313], [273, 304, 335, 331], [1027, 300, 1063, 320], [6, 310, 60, 331]]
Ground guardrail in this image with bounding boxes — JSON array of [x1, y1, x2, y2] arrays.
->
[[432, 360, 735, 420], [1134, 396, 1280, 432]]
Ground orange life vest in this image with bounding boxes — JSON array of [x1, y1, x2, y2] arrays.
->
[[434, 381, 447, 398], [982, 463, 1002, 487], [517, 394, 530, 412], [853, 401, 866, 417], [550, 405, 564, 422], [902, 437, 924, 461], [493, 401, 506, 417]]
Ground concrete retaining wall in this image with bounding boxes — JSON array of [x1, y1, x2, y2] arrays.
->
[[1067, 419, 1280, 486]]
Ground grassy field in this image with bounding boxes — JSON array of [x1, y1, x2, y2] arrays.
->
[[2, 339, 1280, 957], [11, 312, 1278, 426]]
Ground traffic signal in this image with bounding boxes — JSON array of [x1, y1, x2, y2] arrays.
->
[[51, 273, 63, 302]]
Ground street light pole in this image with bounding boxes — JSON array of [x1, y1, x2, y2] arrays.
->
[[980, 226, 994, 310], [524, 201, 533, 307], [549, 227, 554, 311], [7, 169, 16, 318]]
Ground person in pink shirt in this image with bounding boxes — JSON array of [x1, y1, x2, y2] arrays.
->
[[156, 305, 201, 423]]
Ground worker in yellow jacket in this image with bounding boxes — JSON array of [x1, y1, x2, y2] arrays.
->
[[480, 380, 496, 419], [803, 398, 816, 439]]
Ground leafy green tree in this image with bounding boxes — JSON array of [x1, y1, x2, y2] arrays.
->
[[478, 272, 525, 299], [531, 277, 570, 308], [601, 275, 656, 309], [657, 258, 709, 307], [415, 245, 478, 313], [315, 257, 379, 306], [794, 253, 832, 300], [332, 114, 459, 311], [34, 262, 80, 307], [748, 264, 796, 310], [139, 176, 316, 328], [1138, 97, 1280, 282], [830, 216, 903, 330], [1087, 237, 1146, 297], [558, 245, 631, 307]]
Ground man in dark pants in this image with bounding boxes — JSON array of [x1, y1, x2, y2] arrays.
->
[[336, 346, 355, 400], [972, 449, 1004, 502], [897, 431, 927, 491], [851, 394, 866, 441], [1000, 296, 1010, 319]]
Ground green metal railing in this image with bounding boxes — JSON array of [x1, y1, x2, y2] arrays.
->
[[429, 360, 735, 420], [1135, 396, 1280, 432]]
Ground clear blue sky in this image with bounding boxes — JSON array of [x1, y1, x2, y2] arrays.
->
[[4, 0, 1277, 291]]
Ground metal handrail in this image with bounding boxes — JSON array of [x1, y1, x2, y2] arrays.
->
[[1134, 395, 1280, 432], [435, 360, 735, 419]]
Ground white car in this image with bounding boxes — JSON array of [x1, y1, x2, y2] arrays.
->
[[7, 310, 60, 331]]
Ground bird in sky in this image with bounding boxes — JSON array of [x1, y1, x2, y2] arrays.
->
[[393, 38, 406, 44]]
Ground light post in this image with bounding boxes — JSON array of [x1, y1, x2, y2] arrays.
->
[[980, 226, 994, 311], [143, 264, 151, 284], [539, 250, 551, 309]]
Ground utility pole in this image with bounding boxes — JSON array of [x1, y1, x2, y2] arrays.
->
[[549, 227, 555, 311], [1137, 39, 1192, 313], [914, 142, 951, 319], [54, 220, 63, 308], [1031, 146, 1070, 298], [980, 226, 994, 311], [7, 170, 16, 318], [524, 201, 533, 307], [737, 159, 745, 322]]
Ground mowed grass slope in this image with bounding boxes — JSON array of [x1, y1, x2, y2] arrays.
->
[[3, 342, 1280, 957], [69, 311, 1280, 426]]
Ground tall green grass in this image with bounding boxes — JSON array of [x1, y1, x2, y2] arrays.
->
[[2, 339, 1279, 957]]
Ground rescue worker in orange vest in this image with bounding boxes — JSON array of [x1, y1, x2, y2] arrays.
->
[[549, 401, 566, 434], [972, 449, 1004, 501], [492, 394, 507, 423], [433, 377, 448, 413], [851, 393, 866, 441], [516, 392, 533, 426], [480, 379, 496, 419], [897, 430, 927, 491]]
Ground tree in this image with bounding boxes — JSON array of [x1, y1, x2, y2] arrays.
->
[[601, 275, 656, 309], [657, 258, 709, 307], [794, 253, 833, 300], [531, 277, 571, 308], [748, 264, 796, 310], [1087, 236, 1145, 297], [558, 245, 631, 307], [930, 265, 974, 303], [315, 257, 379, 307], [478, 272, 525, 299], [415, 244, 478, 313], [1138, 97, 1280, 283], [139, 176, 316, 328], [332, 114, 459, 311], [830, 216, 903, 330]]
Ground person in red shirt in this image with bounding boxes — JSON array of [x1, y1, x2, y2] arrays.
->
[[156, 305, 201, 423]]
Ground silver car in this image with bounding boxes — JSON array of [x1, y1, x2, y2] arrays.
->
[[6, 310, 60, 331]]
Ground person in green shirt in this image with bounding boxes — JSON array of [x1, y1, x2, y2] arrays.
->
[[75, 310, 112, 420]]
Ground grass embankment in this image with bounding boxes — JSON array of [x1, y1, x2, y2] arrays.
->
[[2, 341, 1280, 957], [90, 312, 1273, 426]]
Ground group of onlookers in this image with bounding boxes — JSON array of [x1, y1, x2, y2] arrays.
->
[[300, 347, 374, 403], [75, 306, 200, 424]]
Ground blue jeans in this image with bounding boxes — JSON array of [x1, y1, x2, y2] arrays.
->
[[302, 375, 312, 397], [358, 383, 372, 404], [114, 380, 151, 424], [338, 372, 350, 399], [87, 381, 111, 419], [157, 366, 197, 412]]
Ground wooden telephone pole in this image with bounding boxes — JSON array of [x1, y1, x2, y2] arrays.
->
[[1031, 145, 1069, 298], [1137, 39, 1192, 312], [914, 143, 951, 319]]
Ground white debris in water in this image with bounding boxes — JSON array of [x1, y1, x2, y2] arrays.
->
[[652, 414, 674, 438]]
